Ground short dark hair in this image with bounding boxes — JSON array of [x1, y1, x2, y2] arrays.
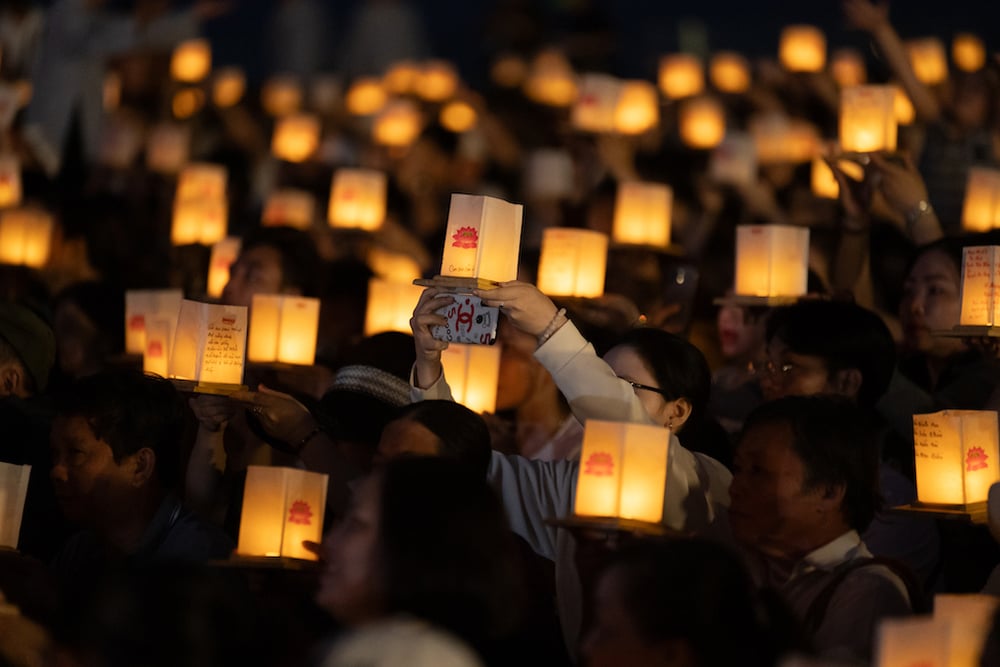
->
[[241, 227, 323, 297], [53, 371, 186, 488], [766, 300, 896, 408], [376, 458, 523, 648], [741, 396, 880, 532], [391, 400, 492, 479]]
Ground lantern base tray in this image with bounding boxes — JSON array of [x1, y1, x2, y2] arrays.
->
[[413, 276, 502, 291], [546, 515, 680, 538], [934, 325, 1000, 338], [215, 555, 321, 570], [169, 379, 248, 395], [889, 502, 987, 524], [712, 295, 802, 308]]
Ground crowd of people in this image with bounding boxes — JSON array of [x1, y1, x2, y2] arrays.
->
[[2, 0, 1000, 666]]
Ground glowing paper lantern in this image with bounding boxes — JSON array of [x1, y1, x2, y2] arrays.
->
[[572, 74, 622, 133], [212, 67, 246, 108], [248, 295, 320, 365], [146, 123, 190, 174], [170, 38, 211, 82], [261, 76, 303, 117], [364, 278, 424, 335], [491, 53, 528, 88], [345, 77, 387, 116], [524, 50, 578, 107], [876, 617, 950, 667], [0, 155, 22, 208], [271, 113, 321, 163], [0, 208, 52, 268], [750, 113, 820, 164], [172, 87, 205, 120], [959, 246, 1000, 325], [912, 410, 1000, 506], [207, 237, 241, 299], [524, 149, 575, 200], [907, 38, 948, 85], [679, 96, 726, 149], [734, 225, 810, 298], [171, 198, 228, 246], [537, 227, 608, 298], [935, 594, 999, 667], [236, 465, 328, 561], [327, 168, 387, 231], [143, 315, 175, 378], [709, 131, 757, 186], [840, 85, 897, 153], [415, 60, 459, 102], [440, 343, 501, 414], [263, 189, 316, 230], [372, 99, 421, 148], [614, 80, 659, 135], [658, 54, 704, 99], [168, 299, 247, 388], [961, 168, 1000, 232], [439, 194, 523, 283], [177, 163, 227, 201], [368, 247, 422, 282], [811, 158, 865, 199], [574, 420, 670, 524], [779, 25, 826, 72], [894, 86, 916, 125], [383, 61, 421, 94], [953, 33, 986, 72], [612, 181, 672, 247], [831, 48, 867, 87], [709, 51, 750, 93], [0, 462, 30, 549], [439, 100, 478, 133], [124, 289, 183, 355]]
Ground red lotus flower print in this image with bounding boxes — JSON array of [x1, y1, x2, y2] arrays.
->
[[584, 452, 615, 477], [147, 341, 163, 357], [451, 226, 479, 249], [129, 315, 145, 331], [288, 500, 313, 526], [967, 446, 989, 472]]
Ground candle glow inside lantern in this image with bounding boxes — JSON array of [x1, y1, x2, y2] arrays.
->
[[734, 225, 810, 298], [0, 155, 22, 208], [168, 299, 248, 388], [263, 189, 316, 230], [439, 194, 523, 283], [907, 38, 949, 85], [750, 113, 820, 164], [840, 85, 897, 153], [345, 77, 387, 116], [612, 181, 672, 247], [178, 163, 227, 201], [372, 99, 422, 147], [143, 315, 175, 378], [537, 227, 608, 298], [679, 96, 726, 149], [523, 50, 578, 107], [172, 88, 205, 120], [236, 465, 328, 561], [831, 48, 867, 87], [779, 25, 826, 72], [146, 123, 190, 174], [0, 208, 52, 268], [912, 410, 1000, 506], [613, 80, 659, 135], [364, 278, 424, 335], [368, 247, 422, 283], [172, 198, 228, 246], [261, 76, 303, 117], [248, 295, 320, 365], [811, 158, 865, 199], [271, 113, 320, 163], [709, 51, 750, 93], [416, 60, 459, 102], [327, 168, 387, 231], [440, 343, 501, 414], [961, 168, 1000, 232], [959, 246, 1000, 325], [876, 617, 950, 667], [934, 594, 999, 667], [658, 54, 704, 100], [125, 289, 183, 355], [953, 33, 986, 72], [212, 67, 245, 108], [572, 74, 622, 133], [573, 420, 670, 524], [170, 38, 211, 83], [207, 237, 241, 299], [383, 61, 421, 94], [894, 86, 916, 125], [439, 100, 478, 133], [0, 461, 30, 549]]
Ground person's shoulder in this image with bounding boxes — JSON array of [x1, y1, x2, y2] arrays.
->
[[159, 509, 234, 562]]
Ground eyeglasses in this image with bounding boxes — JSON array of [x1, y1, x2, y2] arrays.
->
[[747, 359, 796, 377], [619, 377, 670, 397]]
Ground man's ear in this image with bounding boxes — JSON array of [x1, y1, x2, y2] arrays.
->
[[831, 368, 863, 401], [130, 448, 157, 487], [820, 482, 846, 511]]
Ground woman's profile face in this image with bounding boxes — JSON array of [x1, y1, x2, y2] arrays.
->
[[604, 344, 675, 427], [316, 474, 383, 625], [898, 249, 964, 358]]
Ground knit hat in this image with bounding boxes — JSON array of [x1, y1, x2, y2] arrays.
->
[[0, 303, 55, 393]]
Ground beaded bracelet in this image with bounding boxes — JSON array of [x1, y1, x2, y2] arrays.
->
[[293, 426, 324, 454], [537, 308, 568, 347]]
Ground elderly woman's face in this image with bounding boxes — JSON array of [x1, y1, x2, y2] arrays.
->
[[899, 249, 964, 358]]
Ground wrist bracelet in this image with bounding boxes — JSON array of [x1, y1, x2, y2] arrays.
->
[[905, 199, 934, 231], [537, 308, 568, 347], [294, 426, 323, 454]]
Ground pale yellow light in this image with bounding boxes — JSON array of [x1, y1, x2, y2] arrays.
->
[[953, 33, 986, 72], [261, 76, 303, 117], [907, 38, 948, 85], [171, 198, 228, 246], [372, 100, 422, 147], [658, 54, 704, 99], [327, 168, 387, 231], [271, 113, 321, 163], [345, 78, 387, 116], [364, 278, 424, 336], [779, 25, 826, 72], [537, 227, 608, 298], [959, 246, 1000, 326], [263, 189, 316, 230], [416, 60, 459, 102], [368, 247, 422, 283], [0, 155, 22, 209], [212, 68, 245, 108], [831, 48, 867, 87], [961, 168, 1000, 233], [207, 237, 241, 299], [840, 85, 897, 153], [248, 294, 320, 365], [614, 81, 659, 135], [523, 50, 578, 107], [439, 100, 478, 133], [237, 465, 328, 561], [709, 51, 750, 94], [612, 181, 671, 247], [893, 85, 915, 125], [171, 38, 211, 83], [734, 224, 810, 298], [440, 343, 501, 414], [383, 61, 421, 95], [0, 208, 51, 268], [439, 194, 523, 283], [913, 410, 1000, 505], [679, 96, 726, 149]]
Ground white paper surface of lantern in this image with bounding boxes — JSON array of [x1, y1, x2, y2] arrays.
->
[[571, 74, 622, 134], [831, 48, 867, 87], [962, 167, 1000, 232], [125, 289, 184, 355], [263, 189, 316, 230], [237, 465, 328, 560], [212, 67, 246, 108], [780, 25, 826, 72], [734, 225, 810, 298], [207, 237, 241, 299], [907, 38, 948, 85], [959, 246, 1000, 325], [876, 617, 950, 667], [440, 343, 501, 414], [934, 594, 999, 667], [709, 52, 750, 93], [368, 247, 422, 283], [0, 155, 22, 208], [261, 76, 303, 117], [364, 278, 424, 336], [524, 149, 575, 200], [709, 132, 757, 186], [613, 80, 658, 135], [574, 420, 670, 524], [178, 163, 228, 201], [172, 198, 228, 246], [143, 316, 175, 378], [168, 300, 248, 387], [0, 208, 52, 268], [750, 113, 820, 164], [840, 85, 897, 153], [658, 54, 704, 99], [170, 38, 211, 83], [146, 123, 190, 174], [537, 227, 608, 298], [271, 113, 321, 163], [439, 194, 523, 283], [0, 462, 30, 549], [248, 295, 320, 366], [679, 96, 726, 149], [953, 33, 986, 72], [612, 182, 672, 248], [328, 168, 387, 231], [913, 410, 1000, 506]]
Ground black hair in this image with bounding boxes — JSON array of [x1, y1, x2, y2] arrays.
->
[[240, 227, 323, 297], [376, 457, 524, 650], [53, 371, 185, 488], [741, 396, 880, 532], [390, 400, 492, 479], [903, 237, 965, 285], [766, 300, 896, 408]]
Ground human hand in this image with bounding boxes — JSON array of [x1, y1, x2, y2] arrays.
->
[[825, 154, 874, 224], [230, 384, 316, 443], [474, 281, 559, 338], [409, 288, 453, 388], [842, 0, 890, 33], [188, 395, 237, 432], [869, 152, 929, 216]]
